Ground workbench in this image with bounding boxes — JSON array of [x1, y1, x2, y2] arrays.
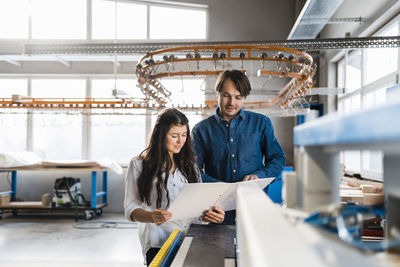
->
[[0, 166, 108, 220], [171, 224, 236, 266]]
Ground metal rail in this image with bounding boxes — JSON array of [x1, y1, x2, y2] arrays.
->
[[24, 36, 400, 55]]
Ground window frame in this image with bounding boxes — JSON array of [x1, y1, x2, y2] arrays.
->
[[0, 0, 208, 41], [147, 3, 208, 40], [336, 15, 400, 181], [0, 75, 206, 165]]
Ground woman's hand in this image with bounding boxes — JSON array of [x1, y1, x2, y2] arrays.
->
[[203, 206, 225, 224], [151, 208, 172, 225]]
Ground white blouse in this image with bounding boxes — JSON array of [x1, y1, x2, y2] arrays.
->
[[124, 157, 201, 257]]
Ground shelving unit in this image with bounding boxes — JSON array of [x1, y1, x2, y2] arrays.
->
[[293, 100, 400, 241], [0, 167, 108, 220], [235, 182, 382, 266]]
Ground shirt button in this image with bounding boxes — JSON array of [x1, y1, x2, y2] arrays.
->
[[233, 170, 236, 173], [232, 154, 235, 157], [173, 184, 176, 186], [226, 124, 229, 127], [230, 138, 233, 142]]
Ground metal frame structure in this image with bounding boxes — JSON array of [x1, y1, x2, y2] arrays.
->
[[24, 36, 400, 54], [2, 44, 317, 112], [136, 44, 315, 109], [0, 168, 108, 220], [0, 97, 208, 113], [0, 36, 394, 114]]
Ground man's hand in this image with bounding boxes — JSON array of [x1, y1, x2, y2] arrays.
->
[[203, 206, 225, 224], [151, 208, 172, 225], [242, 174, 259, 181]]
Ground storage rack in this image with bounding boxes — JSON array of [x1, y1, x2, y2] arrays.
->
[[0, 167, 108, 220], [293, 100, 400, 241]]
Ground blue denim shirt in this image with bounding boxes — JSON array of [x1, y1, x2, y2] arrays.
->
[[192, 108, 285, 183]]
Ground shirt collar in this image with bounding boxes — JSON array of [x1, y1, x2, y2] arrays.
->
[[214, 107, 246, 123]]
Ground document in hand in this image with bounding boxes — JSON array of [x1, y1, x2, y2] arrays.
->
[[168, 178, 274, 221]]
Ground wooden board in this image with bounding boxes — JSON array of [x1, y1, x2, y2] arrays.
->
[[0, 193, 50, 208], [4, 201, 49, 208], [340, 189, 384, 205]]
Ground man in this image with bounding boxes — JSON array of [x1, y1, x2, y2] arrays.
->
[[192, 69, 285, 224]]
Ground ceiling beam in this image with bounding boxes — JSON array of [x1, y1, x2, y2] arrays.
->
[[288, 0, 344, 39], [0, 57, 22, 67], [24, 36, 400, 55], [110, 56, 121, 67], [55, 55, 71, 67]]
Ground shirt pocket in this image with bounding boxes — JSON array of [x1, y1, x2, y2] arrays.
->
[[239, 133, 260, 156]]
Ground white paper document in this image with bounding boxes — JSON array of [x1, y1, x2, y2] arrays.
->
[[169, 178, 274, 221]]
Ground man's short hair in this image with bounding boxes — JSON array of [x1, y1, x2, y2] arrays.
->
[[215, 70, 251, 97]]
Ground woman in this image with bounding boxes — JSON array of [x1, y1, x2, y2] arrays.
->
[[124, 108, 225, 265]]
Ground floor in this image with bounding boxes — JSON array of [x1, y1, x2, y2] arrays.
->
[[0, 212, 144, 267]]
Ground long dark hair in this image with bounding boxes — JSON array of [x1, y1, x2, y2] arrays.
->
[[137, 108, 198, 209]]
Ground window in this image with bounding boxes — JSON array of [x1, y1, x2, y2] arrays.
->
[[0, 79, 28, 151], [150, 6, 206, 39], [365, 48, 397, 84], [0, 0, 29, 39], [31, 0, 86, 39], [360, 85, 390, 180], [365, 23, 398, 84], [0, 79, 27, 97], [336, 19, 399, 181], [161, 78, 206, 106], [0, 76, 206, 164], [337, 60, 345, 95], [160, 78, 205, 130], [340, 94, 361, 174], [91, 79, 144, 99], [150, 111, 203, 133], [346, 50, 361, 93], [362, 87, 387, 109], [90, 114, 146, 163], [31, 79, 85, 160], [90, 79, 146, 163], [92, 0, 147, 39], [149, 78, 206, 148], [0, 0, 207, 40]]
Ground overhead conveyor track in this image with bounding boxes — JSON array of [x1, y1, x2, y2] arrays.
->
[[10, 36, 397, 115], [24, 36, 400, 55]]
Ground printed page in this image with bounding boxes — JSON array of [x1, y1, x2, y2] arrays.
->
[[214, 178, 275, 211], [169, 182, 231, 221], [168, 178, 274, 221]]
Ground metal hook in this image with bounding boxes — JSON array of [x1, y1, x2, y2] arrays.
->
[[220, 52, 226, 69], [186, 53, 193, 71], [259, 53, 267, 69], [212, 52, 218, 69], [169, 55, 175, 71], [200, 78, 206, 92], [239, 52, 245, 69], [180, 76, 184, 92], [261, 75, 272, 91], [163, 55, 169, 72], [195, 53, 201, 69]]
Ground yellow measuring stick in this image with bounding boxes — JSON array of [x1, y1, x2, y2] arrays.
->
[[150, 229, 181, 267]]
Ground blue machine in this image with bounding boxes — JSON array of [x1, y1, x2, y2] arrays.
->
[[264, 166, 293, 204]]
